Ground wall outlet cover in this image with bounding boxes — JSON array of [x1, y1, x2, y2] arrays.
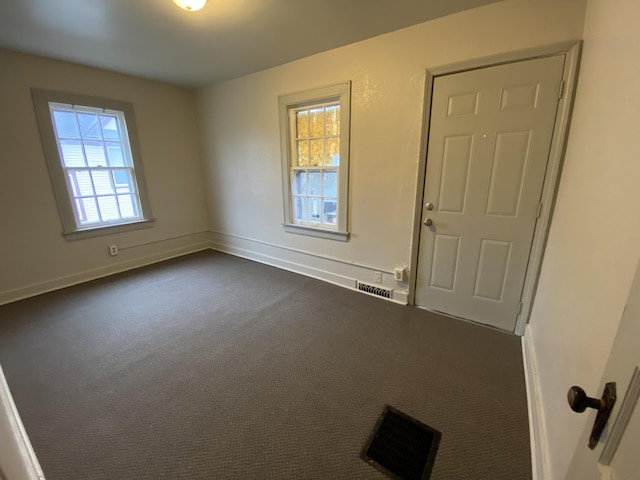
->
[[394, 268, 405, 282]]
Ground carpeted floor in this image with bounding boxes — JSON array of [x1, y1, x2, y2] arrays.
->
[[0, 250, 531, 479]]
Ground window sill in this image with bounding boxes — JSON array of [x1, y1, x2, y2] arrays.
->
[[282, 223, 349, 242], [63, 218, 155, 241]]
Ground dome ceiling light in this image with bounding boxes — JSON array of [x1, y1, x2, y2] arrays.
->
[[173, 0, 207, 12]]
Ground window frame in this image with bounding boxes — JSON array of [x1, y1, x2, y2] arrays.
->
[[32, 89, 154, 240], [278, 82, 351, 241]]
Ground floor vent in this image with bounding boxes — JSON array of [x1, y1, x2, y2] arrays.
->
[[357, 282, 392, 299], [362, 405, 441, 480]]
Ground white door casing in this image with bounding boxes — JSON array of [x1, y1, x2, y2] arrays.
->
[[415, 55, 565, 332]]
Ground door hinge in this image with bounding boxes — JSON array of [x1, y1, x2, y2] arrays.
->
[[517, 302, 524, 315], [558, 80, 566, 100], [536, 201, 543, 218]]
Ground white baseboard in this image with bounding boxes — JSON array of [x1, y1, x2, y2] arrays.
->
[[1, 230, 410, 307], [0, 240, 209, 306], [522, 327, 551, 480], [0, 365, 45, 480], [209, 232, 409, 305]]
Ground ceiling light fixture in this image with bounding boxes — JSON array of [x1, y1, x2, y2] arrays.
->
[[173, 0, 207, 11]]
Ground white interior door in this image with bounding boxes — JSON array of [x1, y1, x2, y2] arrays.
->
[[567, 259, 640, 480], [415, 55, 565, 331]]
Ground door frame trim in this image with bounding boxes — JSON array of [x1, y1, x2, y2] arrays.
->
[[408, 41, 582, 335]]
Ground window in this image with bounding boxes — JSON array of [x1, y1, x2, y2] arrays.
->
[[279, 82, 351, 241], [32, 90, 153, 240]]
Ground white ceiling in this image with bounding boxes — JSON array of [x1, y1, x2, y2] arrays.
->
[[0, 0, 501, 88]]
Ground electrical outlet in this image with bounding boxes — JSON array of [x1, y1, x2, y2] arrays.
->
[[108, 245, 119, 256], [394, 267, 405, 282], [373, 271, 382, 284]]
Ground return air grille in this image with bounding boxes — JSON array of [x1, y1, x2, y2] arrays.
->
[[357, 282, 392, 299], [362, 405, 441, 480]]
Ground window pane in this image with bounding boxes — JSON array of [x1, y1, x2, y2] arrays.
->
[[118, 194, 138, 218], [78, 113, 102, 139], [293, 170, 306, 195], [106, 143, 126, 167], [325, 105, 340, 136], [309, 170, 321, 196], [297, 140, 309, 166], [294, 196, 308, 222], [59, 140, 85, 167], [91, 170, 114, 195], [295, 110, 309, 139], [84, 141, 107, 167], [97, 196, 120, 221], [69, 170, 94, 197], [323, 199, 337, 225], [52, 110, 80, 138], [113, 169, 134, 194], [100, 115, 121, 141], [40, 95, 151, 233], [309, 197, 321, 222], [309, 107, 323, 137], [73, 199, 84, 223], [280, 84, 350, 236], [325, 137, 340, 166], [309, 139, 323, 167], [78, 197, 100, 224], [323, 170, 337, 197], [67, 171, 79, 197]]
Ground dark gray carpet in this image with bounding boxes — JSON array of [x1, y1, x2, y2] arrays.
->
[[0, 250, 531, 479]]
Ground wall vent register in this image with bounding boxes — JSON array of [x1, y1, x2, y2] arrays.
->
[[357, 282, 392, 299]]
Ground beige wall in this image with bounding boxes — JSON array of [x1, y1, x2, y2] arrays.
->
[[3, 0, 620, 476], [197, 0, 586, 296], [0, 49, 208, 303], [528, 0, 640, 477]]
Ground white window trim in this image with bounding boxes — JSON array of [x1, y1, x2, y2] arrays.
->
[[278, 82, 351, 241], [32, 89, 154, 240]]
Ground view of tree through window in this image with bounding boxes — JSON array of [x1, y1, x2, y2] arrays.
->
[[279, 82, 350, 240], [291, 102, 340, 227]]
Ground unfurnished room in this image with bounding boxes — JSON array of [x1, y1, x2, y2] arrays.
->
[[1, 0, 639, 479]]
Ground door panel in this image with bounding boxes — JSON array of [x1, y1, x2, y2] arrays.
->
[[567, 260, 640, 479], [485, 130, 531, 216], [430, 234, 460, 290], [415, 55, 565, 331], [439, 135, 473, 213], [474, 239, 512, 301]]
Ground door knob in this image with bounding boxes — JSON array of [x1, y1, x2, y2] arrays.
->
[[568, 386, 604, 413], [423, 218, 433, 226], [567, 382, 617, 449], [425, 202, 434, 211]]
